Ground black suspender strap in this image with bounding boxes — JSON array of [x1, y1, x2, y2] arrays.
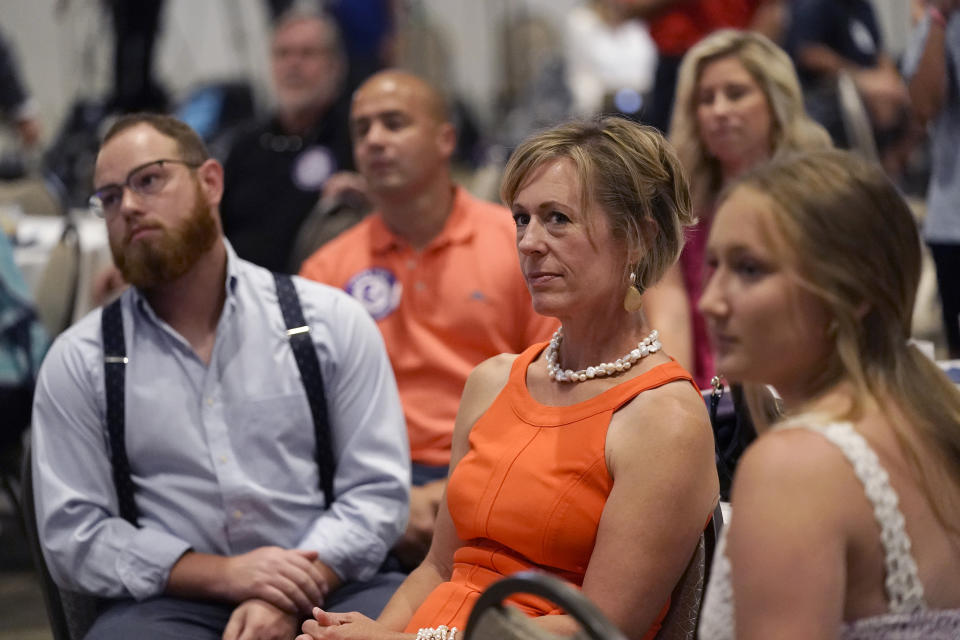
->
[[101, 275, 336, 526], [272, 273, 336, 508], [101, 299, 139, 525]]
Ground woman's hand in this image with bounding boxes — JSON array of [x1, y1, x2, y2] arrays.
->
[[297, 608, 412, 640]]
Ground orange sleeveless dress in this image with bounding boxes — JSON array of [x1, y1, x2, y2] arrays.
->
[[404, 342, 697, 637]]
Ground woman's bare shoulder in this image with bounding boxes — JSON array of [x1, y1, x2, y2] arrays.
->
[[468, 353, 517, 388], [614, 376, 712, 449], [452, 353, 519, 441], [732, 424, 863, 526]]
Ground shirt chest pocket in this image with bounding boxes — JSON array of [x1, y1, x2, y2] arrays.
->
[[225, 393, 318, 492]]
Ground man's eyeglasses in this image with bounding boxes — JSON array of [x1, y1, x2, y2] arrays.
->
[[89, 158, 201, 218]]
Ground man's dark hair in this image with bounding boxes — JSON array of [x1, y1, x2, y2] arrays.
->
[[101, 113, 211, 165]]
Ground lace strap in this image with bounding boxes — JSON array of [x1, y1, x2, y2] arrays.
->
[[784, 422, 926, 614]]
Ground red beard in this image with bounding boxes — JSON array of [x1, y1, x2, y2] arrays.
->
[[110, 181, 219, 290]]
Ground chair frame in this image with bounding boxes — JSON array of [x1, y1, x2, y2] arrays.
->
[[465, 570, 629, 640], [21, 440, 104, 640]]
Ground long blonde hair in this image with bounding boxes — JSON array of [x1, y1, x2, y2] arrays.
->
[[728, 149, 960, 531], [670, 29, 831, 210]]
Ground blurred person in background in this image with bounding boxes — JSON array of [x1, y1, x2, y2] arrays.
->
[[107, 0, 168, 113], [220, 7, 355, 274], [904, 0, 960, 358], [643, 30, 831, 389], [617, 0, 785, 133], [786, 0, 912, 172], [0, 230, 47, 466], [563, 0, 658, 120], [698, 149, 960, 639], [300, 70, 556, 570], [0, 28, 41, 149], [266, 0, 398, 95]]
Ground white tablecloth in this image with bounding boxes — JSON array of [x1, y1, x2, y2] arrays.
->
[[12, 212, 112, 324]]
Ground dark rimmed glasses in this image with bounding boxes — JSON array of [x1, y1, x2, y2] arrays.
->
[[89, 158, 201, 218]]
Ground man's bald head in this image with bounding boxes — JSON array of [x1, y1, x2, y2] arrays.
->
[[349, 69, 456, 200], [353, 70, 451, 125]]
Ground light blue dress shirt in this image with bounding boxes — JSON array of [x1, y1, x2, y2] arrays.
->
[[31, 242, 410, 600]]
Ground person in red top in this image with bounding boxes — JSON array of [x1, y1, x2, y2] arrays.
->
[[299, 70, 556, 569], [619, 0, 783, 131]]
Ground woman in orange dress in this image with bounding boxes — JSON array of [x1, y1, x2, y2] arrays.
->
[[298, 117, 720, 640]]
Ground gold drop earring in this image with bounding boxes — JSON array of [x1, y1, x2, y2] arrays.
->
[[624, 272, 643, 312]]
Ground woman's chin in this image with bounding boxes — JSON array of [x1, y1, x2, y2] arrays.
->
[[529, 297, 563, 319]]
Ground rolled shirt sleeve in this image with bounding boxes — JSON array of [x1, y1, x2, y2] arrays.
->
[[31, 321, 192, 600], [293, 277, 411, 582]]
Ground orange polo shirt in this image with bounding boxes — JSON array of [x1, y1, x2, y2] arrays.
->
[[300, 187, 557, 465]]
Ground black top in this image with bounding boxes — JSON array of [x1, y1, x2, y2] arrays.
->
[[220, 97, 354, 273], [0, 29, 29, 116], [787, 0, 883, 88]]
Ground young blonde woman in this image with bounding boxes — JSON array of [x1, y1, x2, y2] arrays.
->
[[644, 29, 831, 388], [697, 149, 960, 638]]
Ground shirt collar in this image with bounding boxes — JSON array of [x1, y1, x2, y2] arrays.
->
[[369, 185, 475, 254], [129, 238, 238, 318]]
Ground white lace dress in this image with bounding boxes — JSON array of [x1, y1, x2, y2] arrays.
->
[[698, 422, 960, 639]]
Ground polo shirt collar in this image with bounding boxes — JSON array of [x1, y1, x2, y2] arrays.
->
[[369, 185, 475, 254]]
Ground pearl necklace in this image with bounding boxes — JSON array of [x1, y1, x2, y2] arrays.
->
[[545, 327, 661, 383]]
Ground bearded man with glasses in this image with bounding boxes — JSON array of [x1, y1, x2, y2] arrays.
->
[[31, 113, 410, 640]]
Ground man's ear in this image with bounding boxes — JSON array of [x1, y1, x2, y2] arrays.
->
[[196, 158, 225, 206], [437, 122, 457, 160]]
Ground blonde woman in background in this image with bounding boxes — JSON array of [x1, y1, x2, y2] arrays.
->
[[697, 149, 960, 638], [644, 29, 831, 388]]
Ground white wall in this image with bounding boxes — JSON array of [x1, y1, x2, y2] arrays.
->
[[2, 0, 274, 144], [2, 0, 913, 144]]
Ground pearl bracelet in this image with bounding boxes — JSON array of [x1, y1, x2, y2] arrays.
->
[[415, 625, 458, 640]]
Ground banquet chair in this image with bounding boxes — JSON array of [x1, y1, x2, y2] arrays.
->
[[33, 219, 80, 338], [465, 504, 724, 640], [0, 177, 62, 216], [288, 196, 371, 273], [21, 439, 105, 640], [465, 570, 628, 640]]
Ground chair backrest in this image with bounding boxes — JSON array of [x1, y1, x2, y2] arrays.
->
[[288, 198, 369, 273], [465, 570, 629, 640], [654, 502, 725, 640], [33, 220, 80, 338], [20, 439, 105, 640], [704, 503, 724, 589], [0, 177, 62, 216], [654, 535, 705, 640]]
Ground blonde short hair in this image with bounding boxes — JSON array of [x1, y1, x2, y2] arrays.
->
[[501, 117, 693, 293]]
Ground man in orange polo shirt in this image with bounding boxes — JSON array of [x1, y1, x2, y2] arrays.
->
[[300, 70, 556, 568]]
